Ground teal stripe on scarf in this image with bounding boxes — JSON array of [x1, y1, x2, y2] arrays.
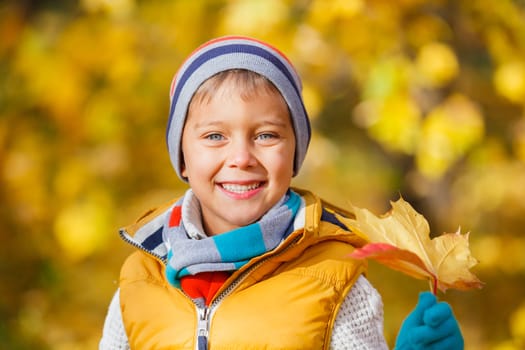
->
[[213, 226, 266, 261]]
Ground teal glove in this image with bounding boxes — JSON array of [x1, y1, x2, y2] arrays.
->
[[395, 292, 464, 350]]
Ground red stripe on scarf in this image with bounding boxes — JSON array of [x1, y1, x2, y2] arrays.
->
[[180, 272, 231, 306], [169, 206, 182, 227]]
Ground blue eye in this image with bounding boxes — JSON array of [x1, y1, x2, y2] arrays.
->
[[257, 133, 277, 140], [206, 133, 224, 141]]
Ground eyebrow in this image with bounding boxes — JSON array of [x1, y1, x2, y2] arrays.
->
[[192, 118, 289, 129], [192, 120, 224, 129], [256, 119, 289, 128]]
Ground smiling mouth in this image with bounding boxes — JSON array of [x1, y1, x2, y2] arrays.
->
[[221, 182, 263, 194]]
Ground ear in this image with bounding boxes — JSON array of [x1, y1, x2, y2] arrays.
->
[[180, 155, 187, 178]]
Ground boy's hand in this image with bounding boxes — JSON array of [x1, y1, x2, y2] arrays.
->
[[394, 291, 464, 350]]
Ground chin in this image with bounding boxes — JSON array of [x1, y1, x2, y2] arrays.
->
[[229, 213, 262, 228]]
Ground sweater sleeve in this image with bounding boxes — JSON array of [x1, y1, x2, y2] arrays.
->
[[99, 289, 130, 350], [330, 275, 389, 350]]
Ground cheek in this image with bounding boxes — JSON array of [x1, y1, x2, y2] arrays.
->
[[181, 136, 207, 177], [183, 147, 221, 178], [281, 143, 296, 171], [268, 151, 294, 177]]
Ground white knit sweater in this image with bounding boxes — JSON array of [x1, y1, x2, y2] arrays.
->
[[99, 275, 388, 349]]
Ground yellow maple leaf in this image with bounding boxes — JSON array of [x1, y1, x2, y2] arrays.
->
[[337, 197, 484, 294]]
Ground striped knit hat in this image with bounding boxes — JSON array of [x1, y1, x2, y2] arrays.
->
[[167, 35, 311, 180]]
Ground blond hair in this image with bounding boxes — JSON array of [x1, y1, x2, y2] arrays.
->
[[188, 69, 284, 113]]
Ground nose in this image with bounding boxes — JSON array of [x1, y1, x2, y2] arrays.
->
[[226, 139, 257, 169]]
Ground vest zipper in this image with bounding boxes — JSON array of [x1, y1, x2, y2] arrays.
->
[[196, 306, 210, 350], [193, 234, 302, 349]]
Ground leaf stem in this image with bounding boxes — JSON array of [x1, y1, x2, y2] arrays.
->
[[431, 277, 438, 296]]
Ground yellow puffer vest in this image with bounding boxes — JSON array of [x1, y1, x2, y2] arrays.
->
[[119, 189, 368, 350]]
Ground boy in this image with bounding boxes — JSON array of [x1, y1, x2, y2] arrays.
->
[[100, 36, 463, 349]]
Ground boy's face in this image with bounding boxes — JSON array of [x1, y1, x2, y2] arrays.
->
[[181, 84, 296, 235]]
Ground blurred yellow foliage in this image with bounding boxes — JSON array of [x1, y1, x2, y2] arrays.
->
[[366, 94, 422, 154], [416, 42, 459, 87], [81, 0, 135, 17], [494, 61, 525, 104], [493, 305, 525, 350], [1, 1, 525, 349], [3, 129, 50, 224], [510, 303, 525, 346], [513, 117, 525, 162], [53, 191, 113, 261], [417, 94, 484, 178], [219, 0, 288, 36], [405, 14, 452, 49], [301, 82, 323, 120], [13, 30, 88, 121], [307, 0, 364, 25]]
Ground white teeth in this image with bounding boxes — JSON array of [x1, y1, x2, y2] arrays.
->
[[222, 183, 261, 193]]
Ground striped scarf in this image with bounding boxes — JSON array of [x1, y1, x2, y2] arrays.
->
[[163, 189, 302, 292]]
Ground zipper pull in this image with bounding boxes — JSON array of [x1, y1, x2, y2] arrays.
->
[[197, 307, 209, 350]]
